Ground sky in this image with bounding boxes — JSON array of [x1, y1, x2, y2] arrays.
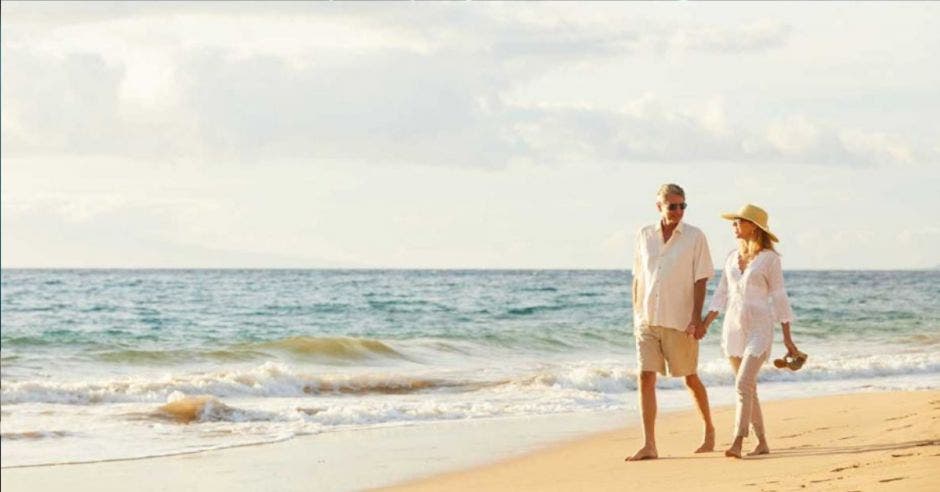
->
[[2, 2, 939, 269]]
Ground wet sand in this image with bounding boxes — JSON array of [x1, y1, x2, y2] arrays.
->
[[2, 391, 937, 491]]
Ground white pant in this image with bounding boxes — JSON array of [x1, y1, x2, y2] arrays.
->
[[733, 352, 767, 439]]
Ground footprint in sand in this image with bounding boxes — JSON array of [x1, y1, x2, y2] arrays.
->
[[879, 477, 906, 483], [831, 464, 860, 473], [890, 453, 915, 458], [885, 413, 916, 422]]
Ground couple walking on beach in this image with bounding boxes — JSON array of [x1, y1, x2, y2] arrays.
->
[[627, 183, 804, 461]]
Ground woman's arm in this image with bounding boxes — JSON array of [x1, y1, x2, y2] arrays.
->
[[767, 254, 795, 324], [701, 310, 720, 330], [696, 267, 729, 339], [695, 310, 719, 340], [781, 321, 799, 355], [768, 254, 799, 354]]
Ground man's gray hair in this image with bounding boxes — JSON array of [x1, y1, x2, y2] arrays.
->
[[657, 183, 685, 201]]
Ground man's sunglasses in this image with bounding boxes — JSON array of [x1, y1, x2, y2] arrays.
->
[[665, 202, 687, 211]]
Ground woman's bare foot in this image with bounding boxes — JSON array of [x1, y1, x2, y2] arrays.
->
[[724, 436, 744, 458], [694, 427, 715, 453], [625, 445, 658, 461], [747, 442, 770, 456]]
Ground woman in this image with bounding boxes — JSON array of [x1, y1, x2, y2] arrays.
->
[[700, 204, 802, 459]]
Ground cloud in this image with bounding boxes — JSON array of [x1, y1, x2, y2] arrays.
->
[[176, 49, 524, 166], [1, 4, 934, 168], [3, 41, 929, 168], [659, 19, 792, 54], [507, 97, 930, 167], [838, 130, 915, 166]]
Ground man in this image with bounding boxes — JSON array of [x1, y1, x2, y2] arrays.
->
[[626, 183, 715, 461]]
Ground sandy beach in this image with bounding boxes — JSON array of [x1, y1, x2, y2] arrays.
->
[[2, 391, 936, 491], [5, 2, 940, 491], [387, 391, 940, 492]]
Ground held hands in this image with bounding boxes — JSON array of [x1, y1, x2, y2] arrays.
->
[[694, 319, 710, 340], [685, 318, 709, 340]]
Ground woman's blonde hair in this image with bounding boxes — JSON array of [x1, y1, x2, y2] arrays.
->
[[738, 221, 776, 262]]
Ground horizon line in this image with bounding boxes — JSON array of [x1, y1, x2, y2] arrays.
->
[[2, 267, 938, 272]]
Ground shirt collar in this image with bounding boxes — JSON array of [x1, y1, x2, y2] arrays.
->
[[656, 220, 685, 234]]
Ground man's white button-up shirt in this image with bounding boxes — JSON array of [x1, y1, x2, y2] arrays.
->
[[633, 221, 714, 331]]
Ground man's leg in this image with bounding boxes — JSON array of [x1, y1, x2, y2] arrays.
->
[[665, 327, 714, 453], [684, 374, 715, 453], [626, 371, 659, 461]]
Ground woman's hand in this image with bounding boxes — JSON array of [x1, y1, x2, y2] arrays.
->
[[693, 319, 711, 340], [694, 311, 719, 341], [781, 322, 799, 356]]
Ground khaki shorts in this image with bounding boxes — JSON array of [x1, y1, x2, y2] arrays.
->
[[635, 324, 699, 377]]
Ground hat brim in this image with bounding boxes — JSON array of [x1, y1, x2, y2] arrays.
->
[[720, 213, 780, 243]]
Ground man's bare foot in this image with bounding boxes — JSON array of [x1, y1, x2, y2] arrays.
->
[[747, 443, 770, 456], [625, 445, 658, 461], [694, 428, 715, 453]]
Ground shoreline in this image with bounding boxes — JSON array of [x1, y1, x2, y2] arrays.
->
[[0, 406, 627, 491], [2, 390, 938, 491]]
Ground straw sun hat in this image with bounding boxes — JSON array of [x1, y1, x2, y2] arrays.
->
[[720, 204, 779, 243]]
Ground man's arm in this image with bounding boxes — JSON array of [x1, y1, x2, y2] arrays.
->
[[632, 230, 643, 317], [688, 231, 714, 338], [685, 277, 708, 337], [692, 277, 707, 321], [632, 276, 639, 312]]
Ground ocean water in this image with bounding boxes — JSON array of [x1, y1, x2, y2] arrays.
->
[[1, 269, 938, 467]]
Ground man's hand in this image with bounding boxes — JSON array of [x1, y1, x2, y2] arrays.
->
[[685, 321, 698, 338], [694, 322, 708, 340]]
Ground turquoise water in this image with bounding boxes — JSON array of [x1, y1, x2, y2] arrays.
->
[[2, 269, 938, 466]]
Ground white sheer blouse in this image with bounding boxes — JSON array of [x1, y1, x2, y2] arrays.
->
[[708, 249, 795, 358]]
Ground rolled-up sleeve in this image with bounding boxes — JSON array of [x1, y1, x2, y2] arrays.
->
[[693, 232, 714, 281], [632, 229, 645, 318], [767, 253, 795, 324], [708, 269, 729, 313], [632, 229, 643, 279]]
